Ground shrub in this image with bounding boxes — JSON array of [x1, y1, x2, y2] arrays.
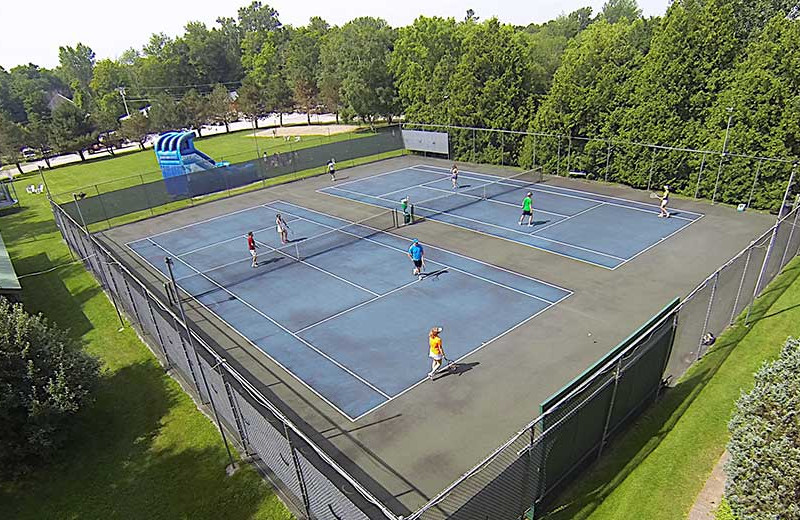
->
[[0, 298, 100, 476], [725, 337, 800, 520]]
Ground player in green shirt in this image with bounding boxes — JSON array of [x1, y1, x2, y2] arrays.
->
[[518, 192, 534, 226]]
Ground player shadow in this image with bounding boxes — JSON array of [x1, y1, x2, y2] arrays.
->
[[431, 361, 480, 380], [419, 268, 449, 280], [331, 175, 350, 182]]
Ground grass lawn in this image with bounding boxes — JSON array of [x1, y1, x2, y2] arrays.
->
[[32, 126, 371, 199], [541, 255, 800, 520], [0, 151, 298, 518]]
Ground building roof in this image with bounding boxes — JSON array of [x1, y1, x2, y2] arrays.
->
[[0, 231, 21, 293]]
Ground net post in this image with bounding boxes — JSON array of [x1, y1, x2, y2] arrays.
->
[[694, 154, 706, 199], [746, 159, 763, 209]]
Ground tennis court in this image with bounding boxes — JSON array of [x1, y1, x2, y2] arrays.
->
[[319, 164, 705, 269], [126, 200, 571, 420]]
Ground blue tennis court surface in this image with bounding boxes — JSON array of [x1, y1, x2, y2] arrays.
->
[[319, 164, 705, 269], [127, 200, 571, 420]]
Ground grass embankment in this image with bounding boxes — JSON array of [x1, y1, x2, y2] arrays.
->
[[542, 256, 800, 520], [0, 137, 308, 518]]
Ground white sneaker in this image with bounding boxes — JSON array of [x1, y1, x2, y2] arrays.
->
[[418, 275, 423, 281]]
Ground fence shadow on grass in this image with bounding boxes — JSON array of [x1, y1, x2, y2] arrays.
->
[[539, 258, 800, 520]]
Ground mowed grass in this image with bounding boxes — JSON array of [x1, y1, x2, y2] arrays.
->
[[0, 153, 294, 518], [36, 126, 369, 198], [541, 256, 800, 520]]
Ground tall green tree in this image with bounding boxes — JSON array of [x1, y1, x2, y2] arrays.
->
[[57, 43, 96, 110], [321, 17, 398, 127], [147, 92, 181, 132], [0, 115, 27, 174], [235, 80, 266, 128], [237, 1, 281, 33], [285, 18, 328, 123], [120, 111, 150, 150], [178, 89, 210, 135], [49, 101, 96, 161], [601, 0, 642, 23], [207, 84, 237, 132]]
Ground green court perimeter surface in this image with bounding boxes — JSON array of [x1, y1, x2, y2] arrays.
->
[[0, 170, 293, 519], [541, 257, 800, 520]]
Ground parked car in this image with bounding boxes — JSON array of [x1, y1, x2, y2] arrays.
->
[[21, 147, 36, 159]]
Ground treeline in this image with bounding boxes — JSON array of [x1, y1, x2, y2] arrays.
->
[[0, 0, 798, 208]]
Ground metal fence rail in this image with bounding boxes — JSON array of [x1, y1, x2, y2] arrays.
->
[[49, 152, 800, 518], [51, 201, 401, 520]]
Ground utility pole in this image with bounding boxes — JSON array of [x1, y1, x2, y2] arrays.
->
[[117, 87, 130, 117]]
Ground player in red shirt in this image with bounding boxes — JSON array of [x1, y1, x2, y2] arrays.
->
[[247, 231, 258, 268]]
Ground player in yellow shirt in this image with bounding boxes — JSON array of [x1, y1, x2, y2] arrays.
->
[[428, 327, 445, 379]]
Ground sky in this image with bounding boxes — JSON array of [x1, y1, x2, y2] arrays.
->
[[0, 0, 669, 70]]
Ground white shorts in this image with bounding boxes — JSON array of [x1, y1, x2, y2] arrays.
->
[[250, 249, 257, 257], [429, 353, 443, 360], [661, 199, 668, 208]]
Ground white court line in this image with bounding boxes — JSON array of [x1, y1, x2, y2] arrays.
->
[[174, 218, 299, 258], [613, 213, 705, 270], [530, 202, 606, 236], [350, 288, 573, 421], [146, 237, 393, 400], [125, 245, 367, 422], [323, 185, 626, 261], [323, 165, 424, 189], [320, 188, 619, 269], [273, 202, 570, 303], [254, 238, 380, 297], [295, 278, 421, 334], [415, 164, 700, 222], [140, 204, 275, 241], [409, 184, 571, 219]]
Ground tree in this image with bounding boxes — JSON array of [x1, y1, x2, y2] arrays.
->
[[235, 80, 266, 128], [49, 101, 97, 161], [242, 29, 292, 125], [320, 17, 398, 127], [92, 108, 122, 154], [237, 1, 281, 33], [207, 84, 237, 132], [601, 0, 642, 24], [121, 111, 151, 150], [726, 337, 800, 520], [285, 19, 328, 123], [178, 89, 210, 136], [0, 115, 27, 174], [0, 299, 100, 476], [57, 43, 96, 111], [147, 92, 181, 133]]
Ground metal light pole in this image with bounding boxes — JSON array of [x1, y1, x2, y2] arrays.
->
[[164, 257, 235, 467], [711, 107, 734, 204]]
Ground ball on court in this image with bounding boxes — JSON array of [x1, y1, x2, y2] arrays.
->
[[587, 332, 592, 337]]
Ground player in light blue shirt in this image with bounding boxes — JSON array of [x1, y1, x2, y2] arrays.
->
[[407, 239, 425, 280]]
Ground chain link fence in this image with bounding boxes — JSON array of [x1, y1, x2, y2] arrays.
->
[[48, 133, 800, 518], [51, 201, 401, 520]]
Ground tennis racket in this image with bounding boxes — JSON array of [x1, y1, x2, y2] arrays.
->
[[650, 193, 661, 199]]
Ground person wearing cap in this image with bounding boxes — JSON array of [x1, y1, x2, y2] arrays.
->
[[428, 327, 445, 379], [518, 191, 534, 226], [408, 238, 425, 280]]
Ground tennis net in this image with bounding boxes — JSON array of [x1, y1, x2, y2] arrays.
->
[[169, 208, 399, 297], [411, 167, 543, 220]]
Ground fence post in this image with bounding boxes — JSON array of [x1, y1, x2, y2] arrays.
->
[[730, 247, 753, 325], [94, 184, 113, 229], [605, 142, 612, 182], [779, 207, 799, 271], [472, 128, 476, 164], [219, 363, 250, 447], [532, 134, 537, 168], [284, 422, 313, 519], [500, 132, 504, 166], [697, 273, 718, 360], [566, 136, 572, 173], [598, 358, 623, 459], [88, 237, 125, 330], [145, 291, 172, 366], [746, 159, 763, 209], [694, 154, 706, 199], [557, 137, 562, 176], [140, 174, 155, 216]]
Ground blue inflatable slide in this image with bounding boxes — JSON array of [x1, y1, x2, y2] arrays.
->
[[155, 131, 229, 197]]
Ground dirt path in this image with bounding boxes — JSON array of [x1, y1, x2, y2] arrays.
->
[[687, 450, 729, 519]]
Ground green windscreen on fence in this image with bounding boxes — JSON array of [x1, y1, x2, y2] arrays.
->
[[58, 129, 404, 226], [535, 298, 679, 500]]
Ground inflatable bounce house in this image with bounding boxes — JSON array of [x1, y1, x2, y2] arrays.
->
[[154, 131, 229, 196]]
